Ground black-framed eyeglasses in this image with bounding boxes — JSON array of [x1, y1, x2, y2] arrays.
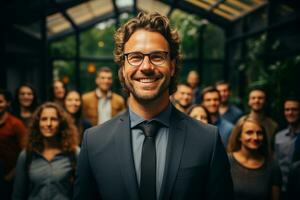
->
[[124, 51, 169, 67]]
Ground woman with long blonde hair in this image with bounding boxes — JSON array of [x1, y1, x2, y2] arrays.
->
[[227, 117, 281, 200]]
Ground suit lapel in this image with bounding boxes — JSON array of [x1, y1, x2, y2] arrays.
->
[[160, 108, 186, 200], [115, 111, 139, 200]]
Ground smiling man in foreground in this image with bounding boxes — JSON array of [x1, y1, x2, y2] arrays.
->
[[73, 12, 233, 200]]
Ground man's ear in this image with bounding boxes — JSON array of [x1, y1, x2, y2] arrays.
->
[[121, 65, 125, 78]]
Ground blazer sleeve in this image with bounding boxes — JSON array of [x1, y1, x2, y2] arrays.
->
[[73, 130, 101, 200], [206, 129, 234, 200]]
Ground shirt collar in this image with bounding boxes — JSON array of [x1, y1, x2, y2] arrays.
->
[[129, 103, 172, 128], [96, 88, 112, 99], [286, 125, 300, 136], [213, 116, 221, 126]]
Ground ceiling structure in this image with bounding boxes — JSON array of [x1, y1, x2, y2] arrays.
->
[[166, 0, 267, 26], [2, 0, 298, 42], [47, 0, 172, 40], [46, 0, 269, 40]]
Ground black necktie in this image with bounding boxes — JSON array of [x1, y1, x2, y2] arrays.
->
[[137, 120, 161, 200]]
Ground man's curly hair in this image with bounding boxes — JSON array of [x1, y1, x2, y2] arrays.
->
[[26, 102, 79, 154], [114, 11, 181, 96]]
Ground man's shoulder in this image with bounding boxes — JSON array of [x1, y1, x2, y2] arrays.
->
[[7, 113, 26, 128], [179, 111, 219, 139], [82, 91, 96, 100], [179, 114, 224, 157], [275, 127, 289, 139], [171, 107, 217, 132], [82, 112, 128, 153], [219, 117, 234, 129], [111, 92, 125, 102], [265, 116, 278, 127], [237, 114, 247, 122], [85, 112, 126, 136], [7, 113, 22, 123], [229, 104, 242, 114]]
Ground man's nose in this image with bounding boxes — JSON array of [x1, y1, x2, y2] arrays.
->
[[46, 119, 51, 126], [140, 56, 154, 71]]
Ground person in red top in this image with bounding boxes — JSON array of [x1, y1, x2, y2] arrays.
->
[[0, 89, 27, 200]]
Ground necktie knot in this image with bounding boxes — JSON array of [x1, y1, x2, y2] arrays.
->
[[137, 120, 161, 137]]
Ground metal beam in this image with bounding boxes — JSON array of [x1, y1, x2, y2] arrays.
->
[[133, 0, 138, 15], [112, 0, 120, 27], [166, 0, 179, 17], [226, 13, 300, 43], [50, 0, 82, 91], [50, 0, 79, 31], [208, 0, 225, 12], [234, 1, 268, 22], [40, 0, 50, 101], [159, 0, 230, 28], [0, 0, 87, 25], [48, 7, 133, 41]]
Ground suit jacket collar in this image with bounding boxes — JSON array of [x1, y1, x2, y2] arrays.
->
[[114, 106, 186, 200], [160, 107, 186, 200], [95, 88, 112, 99], [115, 110, 139, 200]]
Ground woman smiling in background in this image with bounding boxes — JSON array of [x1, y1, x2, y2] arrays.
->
[[227, 117, 281, 200], [13, 84, 38, 127], [13, 102, 79, 200]]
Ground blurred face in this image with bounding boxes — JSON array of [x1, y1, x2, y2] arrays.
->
[[53, 81, 65, 99], [96, 71, 113, 93], [216, 84, 230, 103], [18, 86, 34, 108], [39, 107, 59, 138], [122, 29, 175, 102], [248, 90, 266, 112], [175, 85, 193, 108], [187, 72, 199, 89], [0, 94, 10, 115], [189, 106, 208, 124], [284, 100, 300, 125], [240, 121, 264, 151], [64, 91, 81, 114], [202, 91, 220, 115]]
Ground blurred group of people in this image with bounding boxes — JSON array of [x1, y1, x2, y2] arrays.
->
[[1, 11, 300, 200], [171, 70, 300, 200], [0, 67, 126, 200], [1, 68, 299, 200]]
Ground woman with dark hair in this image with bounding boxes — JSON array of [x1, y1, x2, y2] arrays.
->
[[12, 102, 79, 200], [63, 90, 91, 143], [50, 80, 66, 107], [13, 84, 39, 127], [187, 104, 211, 124], [227, 117, 282, 200]]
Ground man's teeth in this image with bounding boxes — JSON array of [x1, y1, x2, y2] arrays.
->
[[139, 78, 156, 83]]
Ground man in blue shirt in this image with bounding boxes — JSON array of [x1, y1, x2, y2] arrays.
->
[[215, 80, 243, 124], [275, 96, 300, 197], [201, 86, 234, 147]]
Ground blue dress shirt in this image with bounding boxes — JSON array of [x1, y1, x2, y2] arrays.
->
[[129, 104, 171, 200]]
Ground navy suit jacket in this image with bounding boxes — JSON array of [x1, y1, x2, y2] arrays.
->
[[73, 107, 233, 200]]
